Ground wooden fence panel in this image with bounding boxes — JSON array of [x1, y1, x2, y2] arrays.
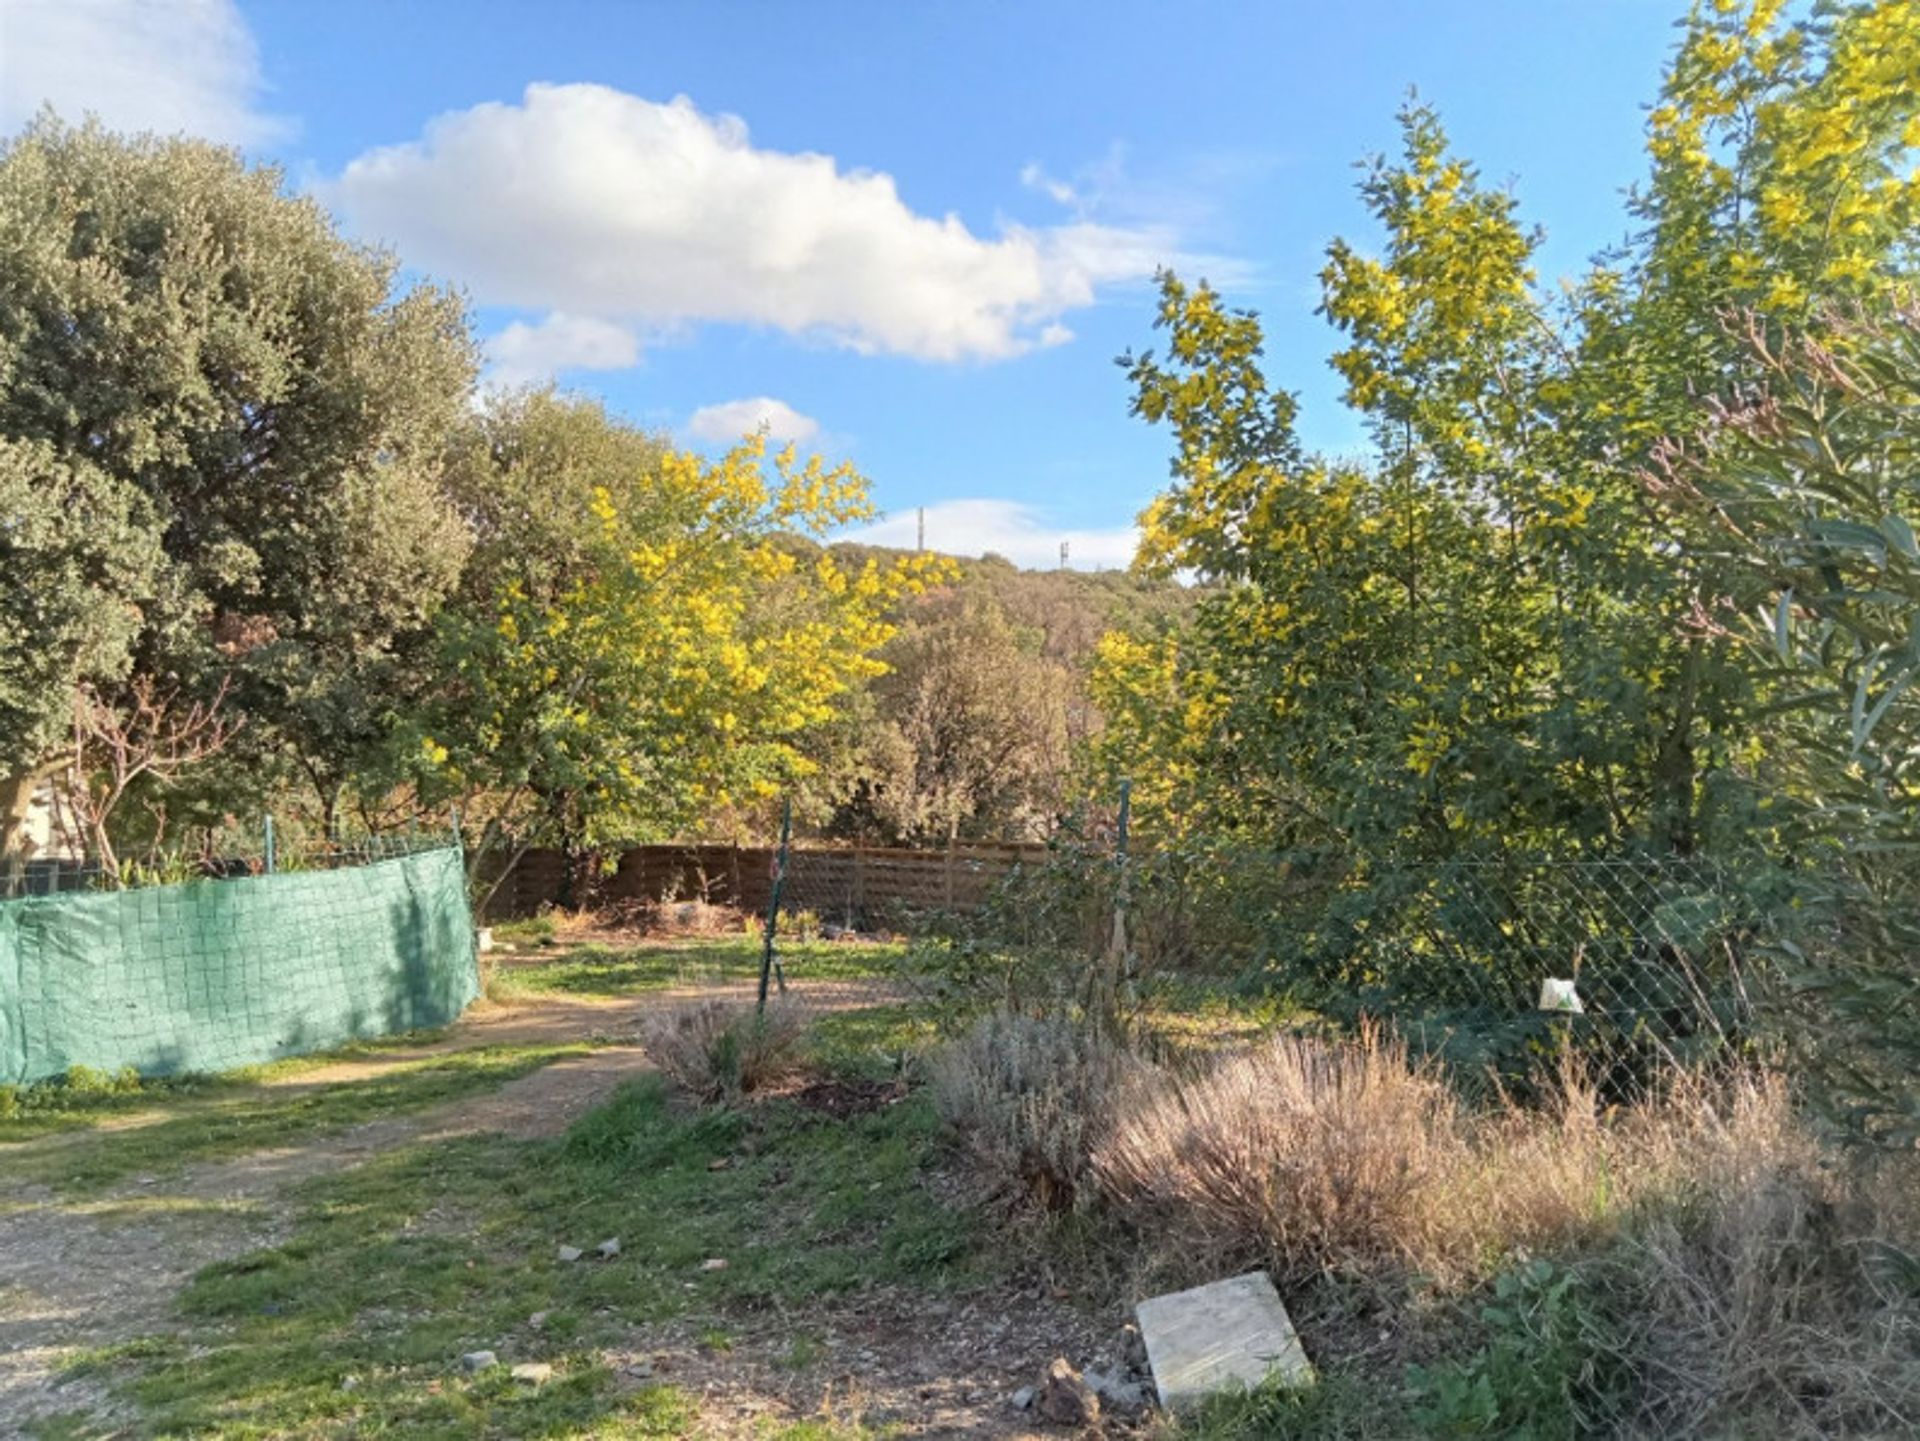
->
[[479, 841, 1049, 922]]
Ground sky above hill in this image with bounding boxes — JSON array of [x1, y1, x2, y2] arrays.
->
[[1, 0, 1684, 568]]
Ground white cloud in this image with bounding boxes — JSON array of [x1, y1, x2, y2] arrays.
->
[[0, 0, 287, 147], [485, 312, 641, 388], [838, 499, 1139, 571], [320, 84, 1180, 363], [686, 397, 820, 447], [1020, 161, 1080, 208]]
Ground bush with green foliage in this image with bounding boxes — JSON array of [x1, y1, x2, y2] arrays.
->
[[1406, 1259, 1620, 1437], [1666, 305, 1920, 1148]]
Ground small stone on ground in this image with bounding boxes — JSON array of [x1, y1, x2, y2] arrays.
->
[[461, 1350, 498, 1372], [1037, 1356, 1100, 1426], [1084, 1366, 1148, 1412], [511, 1362, 554, 1386]]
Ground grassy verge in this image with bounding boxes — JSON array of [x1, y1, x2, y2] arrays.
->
[[4, 1043, 588, 1193], [68, 1076, 981, 1438], [489, 938, 909, 1000], [0, 1029, 481, 1145]]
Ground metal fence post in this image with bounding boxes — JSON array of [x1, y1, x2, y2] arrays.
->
[[1105, 777, 1135, 1014], [757, 796, 792, 1015], [851, 844, 867, 931], [263, 813, 276, 874]]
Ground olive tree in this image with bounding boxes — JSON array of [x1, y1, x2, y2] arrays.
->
[[0, 117, 477, 854]]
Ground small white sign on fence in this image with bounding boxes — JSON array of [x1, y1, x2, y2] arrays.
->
[[1537, 977, 1584, 1014]]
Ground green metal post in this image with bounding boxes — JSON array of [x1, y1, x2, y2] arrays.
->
[[757, 797, 793, 1014], [1108, 777, 1136, 1013], [263, 813, 276, 874]]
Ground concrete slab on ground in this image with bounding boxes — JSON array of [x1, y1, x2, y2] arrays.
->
[[1135, 1270, 1313, 1411]]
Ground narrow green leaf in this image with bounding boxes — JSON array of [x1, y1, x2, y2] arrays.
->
[[1851, 657, 1873, 750], [1858, 664, 1918, 751], [1880, 514, 1919, 560]]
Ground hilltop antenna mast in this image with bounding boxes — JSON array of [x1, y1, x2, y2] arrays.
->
[[917, 506, 925, 553], [1059, 540, 1070, 570]]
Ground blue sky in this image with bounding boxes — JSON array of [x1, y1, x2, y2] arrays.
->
[[2, 0, 1684, 567]]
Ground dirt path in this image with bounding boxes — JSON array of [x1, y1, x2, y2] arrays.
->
[[0, 975, 1093, 1439], [0, 996, 660, 1436]]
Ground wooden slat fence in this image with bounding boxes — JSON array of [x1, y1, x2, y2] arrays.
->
[[478, 841, 1047, 924]]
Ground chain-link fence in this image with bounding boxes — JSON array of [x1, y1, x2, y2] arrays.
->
[[1246, 851, 1758, 1086], [472, 787, 1769, 1090], [880, 801, 1768, 1092], [0, 826, 457, 901]]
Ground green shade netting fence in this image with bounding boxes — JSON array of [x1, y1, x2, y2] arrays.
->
[[0, 845, 479, 1085]]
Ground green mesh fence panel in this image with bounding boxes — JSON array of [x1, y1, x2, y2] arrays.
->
[[0, 845, 478, 1085]]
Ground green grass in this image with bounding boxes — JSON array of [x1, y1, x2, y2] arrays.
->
[[0, 1028, 483, 1144], [490, 915, 559, 945], [489, 938, 908, 1000], [0, 1065, 226, 1143], [495, 936, 913, 1005], [1164, 1374, 1400, 1440], [804, 1003, 940, 1081], [4, 1043, 587, 1194], [76, 1077, 984, 1438]]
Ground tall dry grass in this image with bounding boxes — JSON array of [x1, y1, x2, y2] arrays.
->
[[1077, 1026, 1919, 1435], [1088, 1026, 1858, 1283], [1093, 1024, 1467, 1279], [1595, 1082, 1920, 1436]]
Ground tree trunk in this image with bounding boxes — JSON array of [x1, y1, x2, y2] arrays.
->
[[1, 770, 39, 863], [1653, 636, 1703, 856]]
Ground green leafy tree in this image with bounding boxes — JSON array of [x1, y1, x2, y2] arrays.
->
[[0, 437, 164, 851], [407, 393, 939, 892], [1099, 0, 1920, 867], [0, 117, 476, 853], [863, 590, 1074, 846]]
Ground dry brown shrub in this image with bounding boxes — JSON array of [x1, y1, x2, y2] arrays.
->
[[1093, 1024, 1470, 1280], [930, 1009, 1158, 1213], [1592, 1075, 1920, 1437], [639, 999, 807, 1101], [642, 898, 746, 937], [1430, 1053, 1625, 1264], [933, 1003, 1918, 1434]]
